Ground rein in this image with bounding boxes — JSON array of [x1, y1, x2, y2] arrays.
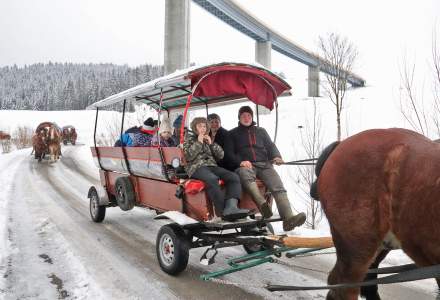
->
[[280, 158, 317, 166], [266, 263, 440, 291]]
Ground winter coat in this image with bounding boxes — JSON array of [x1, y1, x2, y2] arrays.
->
[[151, 135, 177, 147], [114, 133, 134, 147], [114, 126, 140, 146], [183, 133, 224, 177], [172, 127, 188, 145], [229, 122, 281, 169], [210, 127, 235, 171], [132, 132, 153, 146]]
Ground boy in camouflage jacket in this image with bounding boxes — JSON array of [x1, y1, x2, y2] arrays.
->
[[183, 117, 249, 221]]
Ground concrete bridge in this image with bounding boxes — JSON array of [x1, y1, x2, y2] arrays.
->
[[164, 0, 365, 97]]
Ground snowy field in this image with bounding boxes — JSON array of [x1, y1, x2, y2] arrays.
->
[[0, 92, 439, 299]]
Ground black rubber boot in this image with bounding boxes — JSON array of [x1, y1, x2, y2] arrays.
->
[[222, 198, 249, 221], [243, 182, 273, 219], [273, 192, 306, 231]]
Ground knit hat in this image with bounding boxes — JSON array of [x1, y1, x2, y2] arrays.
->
[[207, 113, 221, 122], [190, 117, 209, 134], [159, 117, 173, 135], [173, 115, 183, 129], [238, 105, 254, 119], [142, 117, 155, 131]]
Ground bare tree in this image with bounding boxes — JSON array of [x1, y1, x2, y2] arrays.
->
[[399, 28, 440, 138], [12, 126, 33, 149], [1, 139, 11, 153], [318, 33, 358, 141], [399, 54, 429, 135], [432, 30, 440, 136], [102, 113, 122, 146], [296, 99, 324, 229]]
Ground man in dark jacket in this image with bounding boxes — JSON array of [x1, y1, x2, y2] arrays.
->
[[207, 113, 236, 171], [229, 105, 306, 231]]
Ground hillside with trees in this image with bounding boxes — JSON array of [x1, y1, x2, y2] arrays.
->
[[0, 62, 163, 110]]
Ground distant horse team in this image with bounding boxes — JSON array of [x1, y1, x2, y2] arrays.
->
[[0, 131, 11, 141], [62, 125, 77, 145], [0, 130, 11, 153], [312, 128, 440, 300], [31, 122, 77, 163]]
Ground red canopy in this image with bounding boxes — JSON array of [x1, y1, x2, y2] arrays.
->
[[189, 65, 290, 110]]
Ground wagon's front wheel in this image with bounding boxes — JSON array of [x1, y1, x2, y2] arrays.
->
[[89, 187, 106, 223], [156, 224, 189, 275]]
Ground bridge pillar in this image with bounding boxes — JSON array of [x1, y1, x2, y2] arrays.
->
[[164, 0, 190, 75], [308, 66, 320, 97], [255, 40, 272, 69], [255, 40, 272, 115]]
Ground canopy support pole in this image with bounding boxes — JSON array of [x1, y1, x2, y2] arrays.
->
[[94, 108, 106, 171], [120, 99, 133, 175]]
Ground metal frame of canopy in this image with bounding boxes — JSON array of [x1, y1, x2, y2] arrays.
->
[[87, 62, 292, 172]]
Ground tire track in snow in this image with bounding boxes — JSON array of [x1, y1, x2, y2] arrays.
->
[[26, 150, 262, 299], [0, 150, 26, 295], [2, 154, 107, 299]]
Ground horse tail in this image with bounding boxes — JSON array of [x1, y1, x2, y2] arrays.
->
[[310, 141, 340, 201]]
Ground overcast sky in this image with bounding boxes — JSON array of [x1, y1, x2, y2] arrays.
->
[[1, 0, 439, 96]]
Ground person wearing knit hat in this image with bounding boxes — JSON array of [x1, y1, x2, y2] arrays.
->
[[237, 105, 253, 120], [229, 105, 306, 231], [152, 117, 176, 147], [142, 117, 156, 132], [131, 117, 156, 146], [159, 117, 173, 135], [173, 115, 183, 129], [171, 114, 184, 144], [183, 117, 249, 221]]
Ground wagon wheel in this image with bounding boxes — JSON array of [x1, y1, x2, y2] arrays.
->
[[63, 140, 67, 145], [156, 223, 190, 275], [88, 187, 106, 223], [242, 223, 275, 254], [115, 177, 135, 211]]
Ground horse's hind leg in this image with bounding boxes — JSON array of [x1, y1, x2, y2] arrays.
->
[[326, 229, 380, 300], [360, 249, 390, 300]]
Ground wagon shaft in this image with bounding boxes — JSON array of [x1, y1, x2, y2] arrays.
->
[[268, 235, 334, 249]]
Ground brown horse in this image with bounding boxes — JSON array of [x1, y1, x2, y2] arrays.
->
[[0, 130, 11, 153], [70, 128, 77, 145], [47, 125, 61, 162], [312, 128, 440, 300], [0, 131, 11, 141], [32, 129, 47, 162]]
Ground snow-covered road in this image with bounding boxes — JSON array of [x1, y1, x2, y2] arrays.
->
[[0, 146, 438, 299]]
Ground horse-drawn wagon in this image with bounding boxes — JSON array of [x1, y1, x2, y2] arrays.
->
[[62, 125, 77, 145], [86, 62, 323, 274], [32, 122, 62, 162]]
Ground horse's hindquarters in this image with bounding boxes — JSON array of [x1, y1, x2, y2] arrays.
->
[[317, 128, 440, 299]]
